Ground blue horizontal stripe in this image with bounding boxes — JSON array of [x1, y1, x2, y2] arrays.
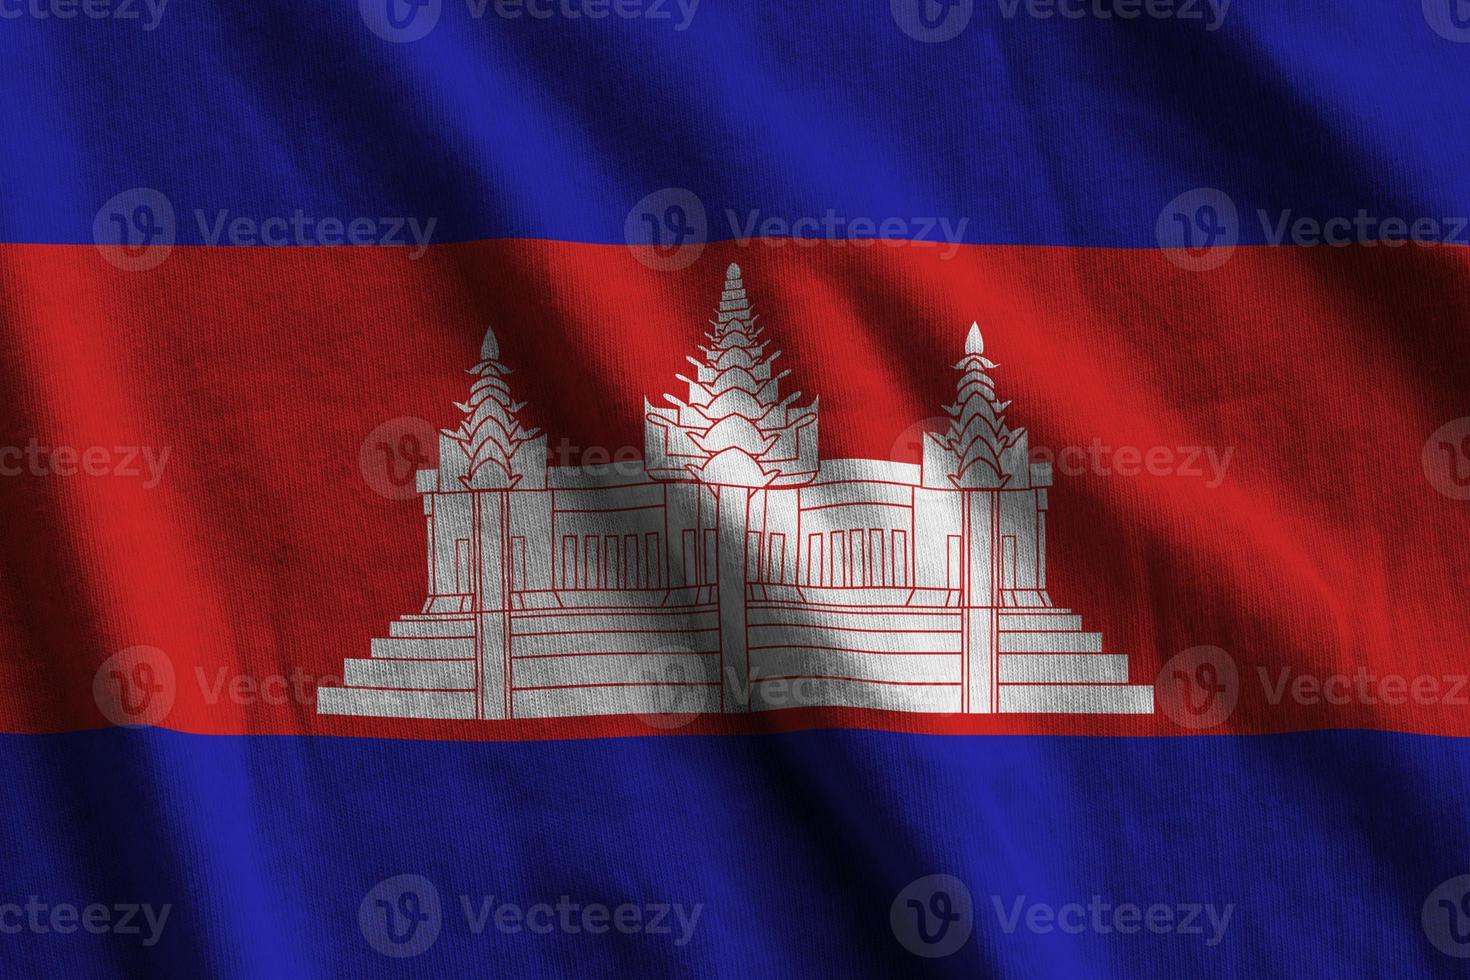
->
[[0, 727, 1464, 976], [3, 2, 1470, 247]]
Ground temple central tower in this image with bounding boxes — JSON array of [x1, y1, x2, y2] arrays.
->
[[643, 262, 819, 486], [642, 263, 819, 709]]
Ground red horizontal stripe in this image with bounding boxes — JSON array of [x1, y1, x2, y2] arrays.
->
[[0, 239, 1467, 740]]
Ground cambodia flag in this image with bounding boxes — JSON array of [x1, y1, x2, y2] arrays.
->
[[3, 1, 1470, 976]]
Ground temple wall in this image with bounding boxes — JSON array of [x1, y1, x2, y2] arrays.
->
[[664, 482, 716, 587], [423, 475, 1055, 603], [326, 467, 1152, 721], [548, 486, 666, 592], [508, 491, 553, 592], [742, 488, 800, 584], [913, 487, 963, 589], [428, 491, 474, 599], [998, 489, 1041, 591]]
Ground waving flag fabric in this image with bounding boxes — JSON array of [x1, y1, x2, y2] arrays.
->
[[2, 2, 1470, 977]]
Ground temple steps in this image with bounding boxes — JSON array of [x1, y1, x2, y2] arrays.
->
[[317, 688, 475, 720], [512, 652, 721, 688], [998, 684, 1153, 714], [512, 685, 720, 719], [998, 612, 1082, 631], [370, 637, 474, 660], [749, 678, 960, 713], [342, 658, 474, 691], [389, 617, 475, 638], [997, 654, 1129, 684], [997, 631, 1104, 653]]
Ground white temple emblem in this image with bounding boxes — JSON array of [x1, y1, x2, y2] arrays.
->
[[319, 264, 1153, 721]]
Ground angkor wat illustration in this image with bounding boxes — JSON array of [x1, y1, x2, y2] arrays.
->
[[318, 264, 1152, 720]]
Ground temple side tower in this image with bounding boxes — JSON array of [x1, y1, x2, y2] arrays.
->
[[434, 325, 547, 718], [438, 326, 546, 491], [920, 325, 1055, 710], [924, 323, 1032, 490]]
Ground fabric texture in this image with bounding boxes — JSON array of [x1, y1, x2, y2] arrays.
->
[[2, 2, 1469, 977]]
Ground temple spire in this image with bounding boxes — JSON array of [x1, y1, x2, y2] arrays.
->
[[920, 322, 1030, 490], [965, 321, 984, 356], [643, 265, 819, 487], [439, 325, 546, 490], [714, 263, 755, 336]]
